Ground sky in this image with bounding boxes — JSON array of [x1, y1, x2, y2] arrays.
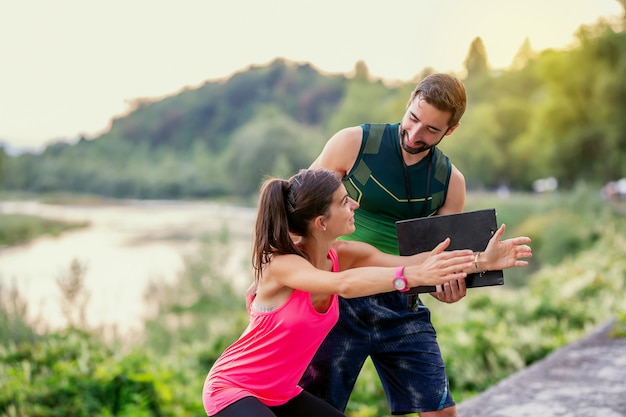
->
[[1, 0, 623, 152]]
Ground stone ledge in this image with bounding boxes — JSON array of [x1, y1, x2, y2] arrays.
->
[[457, 319, 626, 417]]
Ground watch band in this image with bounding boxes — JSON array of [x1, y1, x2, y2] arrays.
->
[[393, 266, 410, 292]]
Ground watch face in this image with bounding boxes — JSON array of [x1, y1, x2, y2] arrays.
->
[[393, 277, 407, 291]]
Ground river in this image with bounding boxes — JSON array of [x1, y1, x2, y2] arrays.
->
[[0, 200, 256, 337]]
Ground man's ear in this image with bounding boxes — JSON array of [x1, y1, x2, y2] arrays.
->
[[446, 122, 460, 136]]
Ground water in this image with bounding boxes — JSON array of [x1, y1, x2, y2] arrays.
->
[[0, 200, 256, 336]]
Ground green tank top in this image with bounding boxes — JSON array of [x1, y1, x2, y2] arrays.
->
[[341, 123, 452, 254]]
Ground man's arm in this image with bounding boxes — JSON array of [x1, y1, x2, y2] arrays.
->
[[310, 126, 363, 175], [436, 163, 466, 215], [430, 163, 468, 303]]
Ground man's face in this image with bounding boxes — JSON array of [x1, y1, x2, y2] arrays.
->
[[399, 96, 457, 155]]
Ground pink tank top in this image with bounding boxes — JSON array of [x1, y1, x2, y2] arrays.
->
[[202, 248, 340, 416]]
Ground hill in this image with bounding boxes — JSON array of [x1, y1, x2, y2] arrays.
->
[[3, 14, 626, 198], [1, 59, 353, 199]]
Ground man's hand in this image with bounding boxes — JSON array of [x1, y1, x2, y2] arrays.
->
[[430, 278, 467, 303], [482, 224, 532, 271]]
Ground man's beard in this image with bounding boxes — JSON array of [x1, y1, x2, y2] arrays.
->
[[400, 128, 436, 154]]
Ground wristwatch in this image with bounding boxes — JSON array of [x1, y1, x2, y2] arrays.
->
[[393, 266, 410, 292]]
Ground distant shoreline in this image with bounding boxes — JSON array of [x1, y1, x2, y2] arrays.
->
[[0, 200, 257, 335]]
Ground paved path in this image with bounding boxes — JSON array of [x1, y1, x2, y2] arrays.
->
[[457, 319, 626, 417]]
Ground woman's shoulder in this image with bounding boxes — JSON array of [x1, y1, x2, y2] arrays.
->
[[332, 239, 375, 269], [332, 239, 372, 253], [265, 252, 311, 275]]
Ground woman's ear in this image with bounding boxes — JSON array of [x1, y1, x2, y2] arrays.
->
[[313, 216, 327, 232]]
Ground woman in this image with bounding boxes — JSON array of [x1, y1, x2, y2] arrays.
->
[[202, 169, 531, 417]]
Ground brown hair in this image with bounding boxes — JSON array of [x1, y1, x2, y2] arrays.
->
[[411, 73, 467, 127], [252, 169, 342, 282]]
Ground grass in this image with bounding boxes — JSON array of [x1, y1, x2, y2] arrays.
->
[[0, 213, 87, 247]]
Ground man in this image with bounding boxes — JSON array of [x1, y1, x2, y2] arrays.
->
[[300, 73, 468, 417]]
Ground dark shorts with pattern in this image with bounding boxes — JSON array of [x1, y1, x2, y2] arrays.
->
[[300, 291, 454, 415]]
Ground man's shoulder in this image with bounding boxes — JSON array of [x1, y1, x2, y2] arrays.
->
[[362, 123, 398, 134], [433, 146, 452, 164], [361, 123, 399, 148]]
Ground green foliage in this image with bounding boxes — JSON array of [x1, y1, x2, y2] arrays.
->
[[1, 59, 346, 199], [325, 67, 408, 136], [427, 220, 626, 402], [441, 54, 543, 189], [0, 230, 250, 417], [2, 13, 626, 410], [513, 19, 626, 187], [345, 187, 625, 415], [0, 282, 38, 349], [222, 106, 326, 195], [344, 358, 388, 417], [1, 191, 625, 417], [4, 17, 626, 197], [142, 229, 249, 355], [0, 329, 205, 417], [440, 102, 506, 188], [610, 312, 626, 338], [56, 259, 91, 330], [444, 16, 626, 190], [0, 146, 5, 186], [465, 184, 608, 270], [107, 58, 346, 154], [0, 213, 87, 247]]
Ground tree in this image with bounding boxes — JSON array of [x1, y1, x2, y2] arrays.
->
[[439, 102, 504, 188], [325, 75, 405, 136], [525, 19, 626, 185], [464, 37, 489, 79], [224, 106, 325, 195], [510, 38, 536, 71], [0, 145, 5, 187], [353, 60, 371, 81]]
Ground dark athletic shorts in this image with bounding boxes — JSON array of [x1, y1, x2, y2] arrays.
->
[[300, 291, 454, 415]]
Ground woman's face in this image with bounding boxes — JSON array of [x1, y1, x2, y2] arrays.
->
[[325, 184, 359, 237]]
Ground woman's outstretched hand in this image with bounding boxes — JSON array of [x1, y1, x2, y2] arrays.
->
[[405, 238, 474, 288], [482, 224, 532, 271]]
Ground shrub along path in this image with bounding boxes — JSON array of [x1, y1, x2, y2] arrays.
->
[[457, 318, 626, 417]]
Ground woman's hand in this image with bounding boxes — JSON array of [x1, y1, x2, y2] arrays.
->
[[405, 238, 474, 287]]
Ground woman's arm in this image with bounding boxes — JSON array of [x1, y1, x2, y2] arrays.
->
[[268, 239, 473, 299], [335, 224, 532, 275]]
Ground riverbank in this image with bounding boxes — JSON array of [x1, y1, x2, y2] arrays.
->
[[0, 212, 87, 248], [0, 200, 256, 336]]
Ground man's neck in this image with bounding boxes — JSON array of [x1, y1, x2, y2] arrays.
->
[[402, 148, 431, 166]]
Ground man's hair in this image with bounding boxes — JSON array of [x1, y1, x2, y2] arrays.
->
[[412, 73, 467, 127]]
